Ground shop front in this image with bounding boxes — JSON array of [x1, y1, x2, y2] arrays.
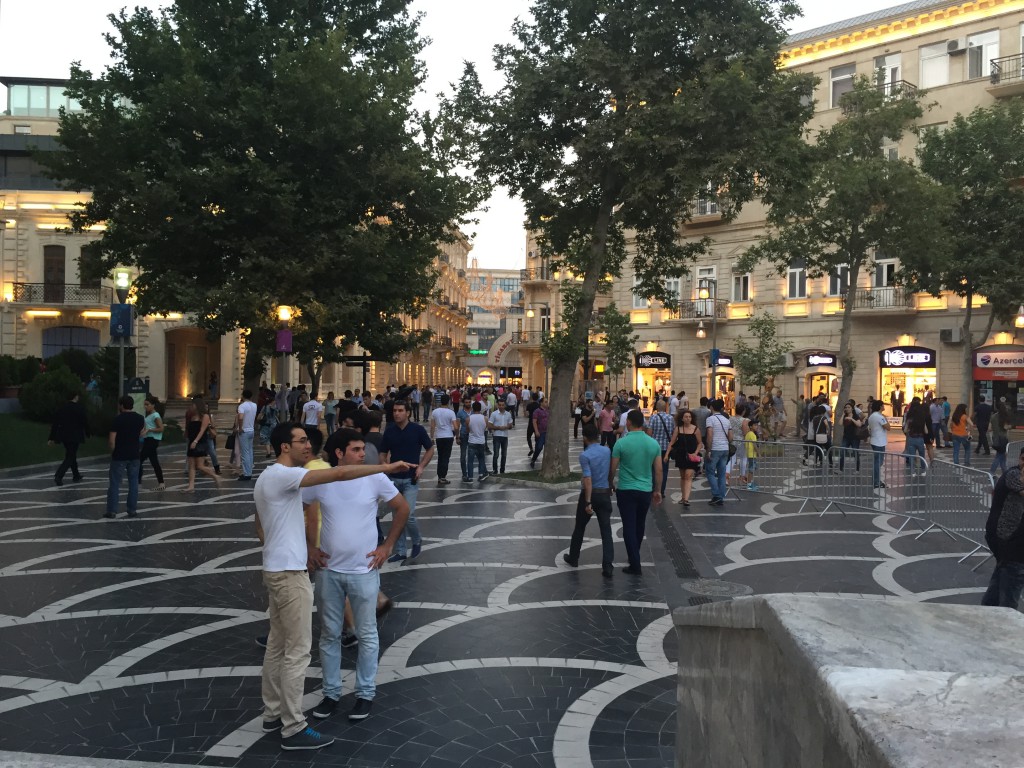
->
[[879, 346, 937, 421], [804, 352, 840, 410], [499, 366, 523, 387], [700, 352, 736, 408], [973, 345, 1024, 427], [634, 351, 672, 410]]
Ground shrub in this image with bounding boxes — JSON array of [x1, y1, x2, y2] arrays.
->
[[18, 368, 84, 422], [47, 349, 95, 382], [0, 355, 43, 387], [86, 396, 118, 437], [93, 346, 136, 399]]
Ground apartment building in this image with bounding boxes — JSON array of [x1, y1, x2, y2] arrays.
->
[[0, 76, 471, 399], [610, 0, 1024, 415], [462, 263, 525, 386]]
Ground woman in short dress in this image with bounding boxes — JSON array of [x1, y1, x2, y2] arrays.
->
[[665, 409, 703, 507], [258, 399, 279, 459], [185, 396, 221, 491]]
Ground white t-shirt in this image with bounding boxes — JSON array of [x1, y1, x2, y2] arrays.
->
[[302, 399, 324, 425], [868, 412, 889, 448], [680, 395, 690, 409], [238, 400, 257, 432], [506, 392, 517, 407], [302, 474, 399, 573], [489, 410, 514, 438], [468, 412, 488, 444], [707, 413, 732, 452], [430, 407, 457, 439], [254, 463, 309, 571], [669, 396, 679, 416]]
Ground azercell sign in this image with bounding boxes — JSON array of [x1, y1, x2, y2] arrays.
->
[[806, 353, 837, 367], [879, 346, 936, 368], [975, 351, 1024, 368]]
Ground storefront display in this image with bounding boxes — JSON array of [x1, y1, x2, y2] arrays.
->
[[700, 352, 735, 407], [973, 346, 1023, 427], [635, 352, 672, 410], [878, 346, 937, 419], [499, 366, 523, 386], [804, 352, 840, 410]]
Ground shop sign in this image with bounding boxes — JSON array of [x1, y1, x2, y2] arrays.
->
[[499, 367, 523, 378], [635, 352, 671, 369], [975, 351, 1024, 368], [879, 346, 935, 368], [715, 354, 733, 368], [806, 353, 837, 367]]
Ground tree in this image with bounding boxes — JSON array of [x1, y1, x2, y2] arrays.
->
[[733, 311, 792, 396], [593, 302, 637, 396], [911, 99, 1024, 405], [43, 1, 485, 392], [740, 78, 951, 440], [476, 0, 815, 477]]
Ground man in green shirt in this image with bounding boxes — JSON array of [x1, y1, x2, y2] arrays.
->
[[610, 409, 663, 575]]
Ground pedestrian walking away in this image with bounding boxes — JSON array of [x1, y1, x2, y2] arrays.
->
[[105, 396, 145, 519], [429, 394, 458, 484], [530, 397, 550, 468], [564, 423, 615, 577], [253, 422, 413, 751], [982, 448, 1024, 609], [705, 400, 732, 505], [138, 396, 166, 489], [185, 396, 222, 491], [304, 428, 411, 723], [649, 401, 674, 497], [49, 390, 88, 486], [236, 389, 258, 481], [488, 398, 514, 474], [610, 409, 663, 575]]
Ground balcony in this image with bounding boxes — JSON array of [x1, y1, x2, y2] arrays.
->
[[512, 330, 548, 346], [840, 286, 912, 312], [520, 267, 554, 282], [662, 298, 728, 321], [842, 80, 917, 114], [989, 54, 1024, 97], [436, 335, 453, 348], [12, 282, 113, 305]]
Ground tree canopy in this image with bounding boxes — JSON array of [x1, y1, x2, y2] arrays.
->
[[43, 0, 486, 389], [475, 0, 815, 476]]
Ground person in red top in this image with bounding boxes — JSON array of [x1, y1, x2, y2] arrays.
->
[[450, 387, 461, 407]]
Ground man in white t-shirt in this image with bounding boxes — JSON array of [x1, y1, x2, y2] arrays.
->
[[253, 423, 412, 751], [429, 393, 458, 485], [669, 392, 679, 418], [705, 398, 732, 506], [465, 401, 489, 481], [302, 397, 324, 428], [505, 389, 518, 425], [488, 398, 515, 474], [304, 428, 410, 724], [236, 389, 258, 481]]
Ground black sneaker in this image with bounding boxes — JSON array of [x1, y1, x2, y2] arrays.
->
[[281, 726, 334, 751], [311, 696, 338, 719], [103, 512, 116, 519], [255, 635, 268, 648], [341, 632, 358, 648], [262, 718, 281, 733], [348, 698, 372, 721], [562, 554, 579, 568]]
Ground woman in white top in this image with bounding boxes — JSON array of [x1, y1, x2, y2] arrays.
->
[[866, 399, 890, 489]]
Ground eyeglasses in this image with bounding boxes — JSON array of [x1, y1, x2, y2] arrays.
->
[[290, 437, 310, 445]]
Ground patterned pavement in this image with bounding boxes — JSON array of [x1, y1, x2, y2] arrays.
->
[[0, 428, 678, 768]]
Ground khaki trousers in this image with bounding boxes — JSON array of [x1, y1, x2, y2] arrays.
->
[[261, 570, 313, 738]]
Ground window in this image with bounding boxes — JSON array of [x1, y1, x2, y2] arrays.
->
[[696, 196, 719, 216], [829, 266, 849, 296], [42, 326, 100, 359], [920, 42, 949, 88], [663, 277, 681, 305], [732, 274, 750, 302], [695, 266, 717, 315], [540, 306, 551, 333], [874, 53, 902, 94], [8, 83, 82, 117], [78, 245, 102, 288], [968, 30, 1000, 79], [830, 64, 856, 108], [882, 140, 899, 161], [632, 277, 649, 310], [874, 254, 897, 287], [787, 259, 807, 299], [13, 125, 31, 135]]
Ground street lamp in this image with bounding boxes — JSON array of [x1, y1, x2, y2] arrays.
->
[[276, 305, 294, 390], [1015, 304, 1024, 329], [697, 277, 718, 400], [112, 270, 132, 396]]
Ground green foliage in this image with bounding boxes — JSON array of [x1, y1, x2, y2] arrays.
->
[[594, 303, 638, 378], [18, 368, 84, 422], [733, 312, 793, 394], [42, 0, 487, 376], [0, 356, 43, 387], [92, 346, 136, 399], [47, 349, 95, 382]]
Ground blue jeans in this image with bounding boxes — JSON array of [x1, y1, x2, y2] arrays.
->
[[616, 489, 652, 570], [107, 458, 140, 515], [239, 430, 254, 476], [531, 432, 547, 463], [391, 477, 421, 557], [707, 450, 730, 499], [467, 442, 487, 479], [952, 435, 971, 466], [325, 414, 336, 434], [205, 434, 220, 468], [316, 569, 380, 700], [981, 560, 1024, 609], [492, 436, 508, 473], [459, 437, 469, 479], [660, 457, 670, 496], [932, 421, 947, 446], [905, 436, 926, 468], [871, 444, 885, 487], [839, 437, 860, 471]]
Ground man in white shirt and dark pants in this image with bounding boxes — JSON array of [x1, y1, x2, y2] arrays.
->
[[429, 393, 458, 485], [301, 396, 324, 431], [305, 428, 410, 723], [236, 389, 258, 481], [254, 422, 412, 751]]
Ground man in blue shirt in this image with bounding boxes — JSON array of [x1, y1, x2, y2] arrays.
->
[[380, 400, 434, 562], [562, 423, 614, 578]]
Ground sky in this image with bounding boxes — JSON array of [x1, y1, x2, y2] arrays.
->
[[0, 0, 900, 268]]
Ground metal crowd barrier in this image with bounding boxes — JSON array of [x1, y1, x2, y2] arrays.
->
[[1006, 440, 1024, 463], [733, 440, 995, 567]]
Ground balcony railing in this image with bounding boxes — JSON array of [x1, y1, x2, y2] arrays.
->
[[663, 298, 728, 320], [12, 282, 113, 305], [840, 286, 911, 310], [512, 330, 548, 344], [436, 335, 453, 348], [990, 54, 1024, 86], [520, 267, 554, 282], [842, 80, 918, 114]]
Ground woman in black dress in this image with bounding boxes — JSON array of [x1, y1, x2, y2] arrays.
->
[[185, 396, 220, 491], [665, 409, 703, 507]]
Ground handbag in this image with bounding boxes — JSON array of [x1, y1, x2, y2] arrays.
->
[[225, 432, 236, 451], [856, 424, 869, 441], [687, 452, 702, 463]]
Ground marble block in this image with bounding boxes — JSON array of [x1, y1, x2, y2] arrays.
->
[[673, 594, 1024, 768]]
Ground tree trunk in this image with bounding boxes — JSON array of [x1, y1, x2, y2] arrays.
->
[[961, 289, 975, 409], [306, 360, 324, 400], [541, 362, 575, 478], [833, 260, 861, 444]]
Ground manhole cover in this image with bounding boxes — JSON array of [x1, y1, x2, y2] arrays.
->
[[681, 579, 753, 597]]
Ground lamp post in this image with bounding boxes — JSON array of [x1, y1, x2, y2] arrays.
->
[[113, 270, 132, 397], [697, 277, 718, 401], [276, 305, 293, 390]]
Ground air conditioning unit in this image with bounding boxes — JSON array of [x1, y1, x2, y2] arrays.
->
[[779, 352, 796, 369], [947, 38, 968, 55], [528, 250, 536, 259], [939, 327, 963, 343]]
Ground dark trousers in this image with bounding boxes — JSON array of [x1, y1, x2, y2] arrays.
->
[[139, 438, 164, 483], [527, 424, 535, 452], [435, 437, 454, 479], [838, 437, 860, 471], [601, 431, 616, 452], [467, 443, 487, 479], [411, 402, 420, 421], [975, 427, 991, 454], [492, 436, 508, 473], [55, 441, 82, 483], [567, 491, 614, 567], [573, 414, 582, 438], [660, 458, 670, 496], [616, 489, 652, 571], [531, 432, 547, 463], [981, 560, 1024, 609]]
